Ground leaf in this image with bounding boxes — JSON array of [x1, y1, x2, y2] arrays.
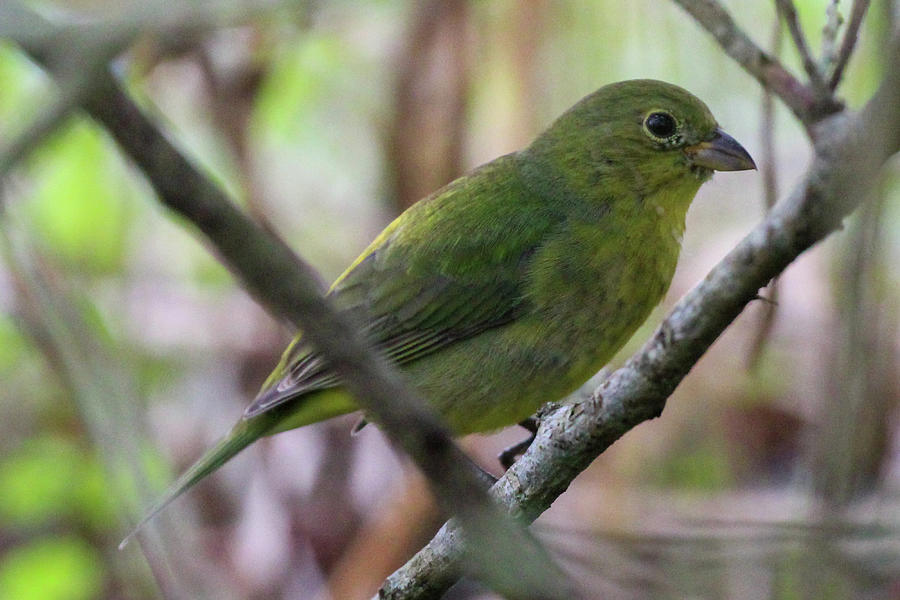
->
[[0, 537, 104, 600], [24, 121, 135, 274]]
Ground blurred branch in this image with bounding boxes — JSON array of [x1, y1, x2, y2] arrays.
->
[[746, 20, 782, 370], [379, 35, 900, 599], [0, 0, 292, 180], [6, 5, 572, 599], [821, 0, 844, 70], [813, 184, 896, 507], [0, 7, 129, 178], [1, 0, 291, 58], [195, 33, 273, 220], [828, 0, 871, 90], [386, 0, 471, 212], [317, 469, 442, 600], [671, 0, 842, 128], [774, 0, 826, 89]]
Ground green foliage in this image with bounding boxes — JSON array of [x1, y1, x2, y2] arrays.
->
[[252, 29, 382, 172], [23, 121, 135, 274], [0, 42, 48, 137], [0, 435, 116, 531], [0, 537, 104, 600], [254, 34, 352, 141], [656, 438, 734, 491]]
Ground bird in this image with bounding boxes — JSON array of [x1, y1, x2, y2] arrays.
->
[[122, 79, 754, 546]]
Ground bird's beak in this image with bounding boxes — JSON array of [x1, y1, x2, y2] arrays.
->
[[684, 128, 756, 171]]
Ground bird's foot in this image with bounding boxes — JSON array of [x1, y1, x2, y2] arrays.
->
[[499, 417, 539, 469]]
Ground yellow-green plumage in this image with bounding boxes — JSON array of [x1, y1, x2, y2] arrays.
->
[[124, 80, 754, 543]]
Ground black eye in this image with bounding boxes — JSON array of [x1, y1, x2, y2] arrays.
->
[[644, 112, 677, 139]]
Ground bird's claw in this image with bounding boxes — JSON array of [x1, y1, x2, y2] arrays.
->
[[498, 417, 539, 469]]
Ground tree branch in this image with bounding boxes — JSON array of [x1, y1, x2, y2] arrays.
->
[[746, 19, 782, 370], [0, 5, 124, 179], [0, 0, 295, 179], [3, 5, 572, 599], [821, 0, 844, 70], [774, 0, 826, 89], [670, 0, 842, 126], [377, 35, 900, 599], [828, 0, 872, 89]]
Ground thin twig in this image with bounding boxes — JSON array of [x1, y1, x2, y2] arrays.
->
[[0, 0, 291, 180], [746, 20, 782, 370], [670, 0, 842, 127], [195, 40, 272, 221], [813, 183, 893, 507], [0, 95, 89, 176], [774, 0, 826, 89], [821, 0, 844, 70], [0, 22, 130, 179], [829, 0, 872, 89]]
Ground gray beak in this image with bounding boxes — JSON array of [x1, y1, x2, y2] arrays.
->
[[684, 128, 756, 171]]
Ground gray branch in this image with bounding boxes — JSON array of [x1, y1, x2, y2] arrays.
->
[[774, 0, 826, 89], [377, 33, 900, 600], [828, 0, 872, 90]]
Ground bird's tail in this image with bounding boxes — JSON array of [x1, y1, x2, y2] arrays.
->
[[119, 417, 268, 550], [120, 388, 358, 549]]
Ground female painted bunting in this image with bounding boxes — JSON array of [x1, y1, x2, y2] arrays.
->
[[125, 79, 754, 543]]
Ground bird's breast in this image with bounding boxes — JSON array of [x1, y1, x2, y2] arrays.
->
[[520, 202, 684, 383]]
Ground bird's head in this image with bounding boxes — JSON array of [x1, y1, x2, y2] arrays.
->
[[523, 79, 755, 201]]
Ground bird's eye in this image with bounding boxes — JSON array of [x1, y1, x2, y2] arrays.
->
[[643, 111, 677, 140]]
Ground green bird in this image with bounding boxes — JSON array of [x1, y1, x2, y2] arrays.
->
[[124, 79, 754, 544]]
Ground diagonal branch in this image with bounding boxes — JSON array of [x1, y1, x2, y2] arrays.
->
[[821, 0, 844, 69], [671, 0, 842, 127], [774, 0, 826, 89], [93, 63, 572, 600], [377, 35, 900, 599], [828, 0, 872, 89], [0, 4, 119, 179], [0, 0, 296, 180]]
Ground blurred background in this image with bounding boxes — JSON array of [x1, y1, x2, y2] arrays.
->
[[1, 0, 899, 598]]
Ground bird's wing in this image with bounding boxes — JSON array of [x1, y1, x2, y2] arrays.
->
[[245, 156, 556, 418]]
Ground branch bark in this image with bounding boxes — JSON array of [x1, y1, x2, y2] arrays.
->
[[377, 34, 900, 599], [745, 20, 782, 371]]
